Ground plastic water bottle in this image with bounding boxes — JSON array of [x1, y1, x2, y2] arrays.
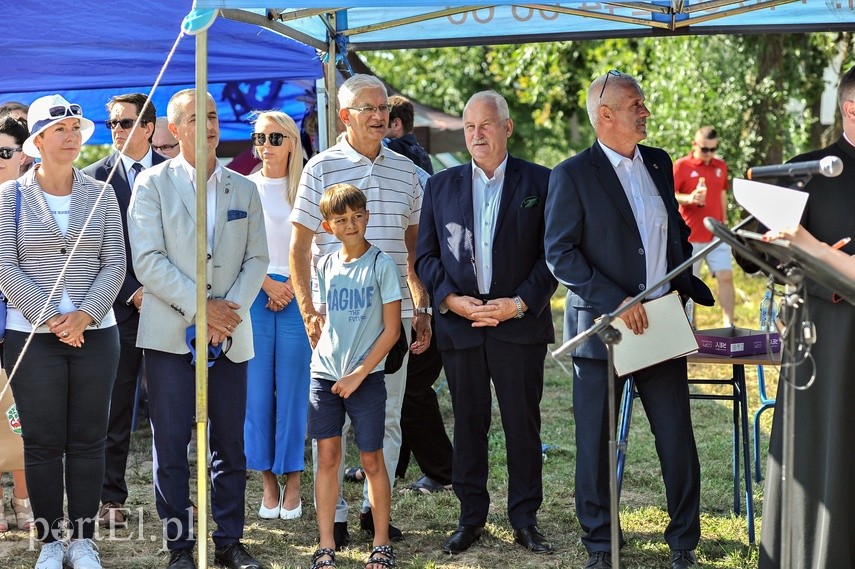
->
[[759, 290, 777, 331]]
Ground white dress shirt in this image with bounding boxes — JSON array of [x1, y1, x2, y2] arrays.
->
[[174, 154, 220, 250], [119, 148, 154, 190], [598, 141, 669, 299]]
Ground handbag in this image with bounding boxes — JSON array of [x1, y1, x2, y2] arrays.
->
[[0, 370, 25, 471]]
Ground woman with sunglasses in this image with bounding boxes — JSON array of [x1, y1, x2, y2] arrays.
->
[[244, 111, 312, 521], [0, 115, 36, 535], [0, 95, 124, 569]]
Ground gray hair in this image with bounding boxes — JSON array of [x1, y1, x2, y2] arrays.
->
[[463, 90, 510, 121], [338, 74, 387, 109], [167, 89, 216, 125], [586, 72, 642, 129]]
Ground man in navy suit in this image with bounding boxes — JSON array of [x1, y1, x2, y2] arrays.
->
[[416, 90, 557, 556], [544, 72, 714, 569], [83, 92, 167, 529]]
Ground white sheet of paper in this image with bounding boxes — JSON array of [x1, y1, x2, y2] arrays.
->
[[733, 178, 808, 231]]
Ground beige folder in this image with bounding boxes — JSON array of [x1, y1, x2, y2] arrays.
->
[[605, 292, 699, 376]]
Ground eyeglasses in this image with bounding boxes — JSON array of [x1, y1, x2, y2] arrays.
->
[[699, 146, 718, 153], [599, 69, 622, 100], [152, 142, 178, 152], [346, 104, 390, 115], [250, 132, 286, 146], [48, 104, 83, 119], [105, 118, 149, 130], [0, 147, 22, 160]]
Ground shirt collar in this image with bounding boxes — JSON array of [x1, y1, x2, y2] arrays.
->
[[598, 140, 641, 168], [844, 132, 855, 148], [471, 153, 509, 184], [339, 136, 386, 164], [118, 147, 154, 173], [174, 152, 222, 184]]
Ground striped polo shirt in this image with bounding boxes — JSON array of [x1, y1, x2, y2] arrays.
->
[[290, 137, 422, 317]]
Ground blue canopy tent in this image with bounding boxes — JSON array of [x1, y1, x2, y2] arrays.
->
[[2, 1, 323, 145]]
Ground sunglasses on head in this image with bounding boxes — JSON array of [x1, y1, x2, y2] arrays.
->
[[0, 147, 22, 160], [250, 132, 286, 146], [105, 118, 148, 130], [699, 145, 718, 153], [48, 104, 83, 119], [599, 69, 622, 100]]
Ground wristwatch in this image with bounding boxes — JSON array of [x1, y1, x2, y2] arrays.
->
[[415, 307, 433, 316], [513, 295, 525, 319]]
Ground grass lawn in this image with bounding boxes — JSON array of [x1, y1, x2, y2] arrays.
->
[[0, 267, 777, 568]]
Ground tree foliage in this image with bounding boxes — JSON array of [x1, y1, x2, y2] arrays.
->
[[364, 32, 854, 222]]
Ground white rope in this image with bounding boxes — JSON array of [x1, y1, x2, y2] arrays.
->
[[0, 29, 186, 403]]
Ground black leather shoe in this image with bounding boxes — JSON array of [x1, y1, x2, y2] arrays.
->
[[213, 542, 263, 569], [513, 525, 553, 554], [441, 525, 483, 554], [359, 508, 404, 541], [167, 547, 196, 569], [333, 521, 349, 551], [670, 549, 697, 568], [584, 551, 613, 569]]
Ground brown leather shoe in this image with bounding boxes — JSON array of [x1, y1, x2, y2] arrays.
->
[[98, 502, 127, 528]]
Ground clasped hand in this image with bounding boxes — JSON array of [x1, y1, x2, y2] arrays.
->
[[47, 310, 93, 348], [445, 294, 517, 327], [263, 277, 295, 312], [207, 298, 241, 346]]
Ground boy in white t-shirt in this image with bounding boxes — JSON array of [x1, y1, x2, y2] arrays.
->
[[308, 183, 401, 569]]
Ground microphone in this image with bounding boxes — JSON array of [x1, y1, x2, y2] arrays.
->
[[746, 156, 843, 180]]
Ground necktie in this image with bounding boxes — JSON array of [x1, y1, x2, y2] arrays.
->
[[129, 162, 143, 188]]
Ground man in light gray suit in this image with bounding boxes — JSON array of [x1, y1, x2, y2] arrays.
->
[[128, 89, 268, 569]]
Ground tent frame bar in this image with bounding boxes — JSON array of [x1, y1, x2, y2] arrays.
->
[[221, 8, 326, 50]]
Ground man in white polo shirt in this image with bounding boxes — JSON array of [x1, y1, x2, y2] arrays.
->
[[289, 73, 431, 549]]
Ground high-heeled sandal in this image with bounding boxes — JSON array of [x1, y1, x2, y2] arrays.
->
[[11, 496, 34, 530], [0, 500, 8, 532]]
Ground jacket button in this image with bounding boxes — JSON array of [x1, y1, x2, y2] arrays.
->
[[206, 284, 212, 290], [638, 248, 644, 255], [224, 188, 230, 194], [206, 253, 212, 260], [60, 248, 67, 254], [639, 284, 646, 291]]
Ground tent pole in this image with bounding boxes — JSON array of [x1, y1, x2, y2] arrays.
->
[[194, 28, 210, 569], [325, 12, 337, 147]]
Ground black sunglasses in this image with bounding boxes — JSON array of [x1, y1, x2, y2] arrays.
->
[[599, 69, 622, 100], [48, 104, 83, 119], [251, 132, 286, 146], [0, 147, 22, 160], [699, 146, 719, 153], [105, 118, 148, 130]]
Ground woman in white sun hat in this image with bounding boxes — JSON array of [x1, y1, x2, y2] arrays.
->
[[0, 95, 124, 569]]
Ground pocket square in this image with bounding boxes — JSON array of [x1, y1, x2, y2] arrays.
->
[[521, 196, 541, 208], [227, 209, 247, 221]]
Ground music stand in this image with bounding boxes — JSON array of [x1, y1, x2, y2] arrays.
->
[[705, 218, 855, 568]]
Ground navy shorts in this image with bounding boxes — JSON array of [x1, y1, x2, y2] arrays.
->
[[308, 371, 386, 452]]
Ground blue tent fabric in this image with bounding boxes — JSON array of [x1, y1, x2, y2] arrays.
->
[[3, 1, 322, 144], [200, 1, 855, 50]]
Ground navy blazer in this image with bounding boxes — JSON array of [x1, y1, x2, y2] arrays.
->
[[544, 142, 714, 360], [83, 150, 168, 323], [415, 155, 557, 351]]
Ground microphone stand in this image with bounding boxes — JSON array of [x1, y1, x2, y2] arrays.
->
[[551, 215, 757, 568]]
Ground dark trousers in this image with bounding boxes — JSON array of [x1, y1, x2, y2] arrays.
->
[[7, 328, 119, 543], [102, 314, 143, 505], [573, 356, 701, 553], [396, 322, 453, 485], [145, 349, 248, 550], [441, 338, 545, 529]]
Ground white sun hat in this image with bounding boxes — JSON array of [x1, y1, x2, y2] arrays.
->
[[23, 94, 95, 158]]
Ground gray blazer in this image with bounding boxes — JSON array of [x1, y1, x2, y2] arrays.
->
[[127, 160, 268, 362], [0, 168, 125, 327]]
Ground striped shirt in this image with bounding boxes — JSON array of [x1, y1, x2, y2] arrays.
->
[[0, 167, 125, 331], [290, 138, 422, 317]]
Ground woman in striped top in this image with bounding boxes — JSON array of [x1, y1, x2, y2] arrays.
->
[[0, 95, 124, 569]]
